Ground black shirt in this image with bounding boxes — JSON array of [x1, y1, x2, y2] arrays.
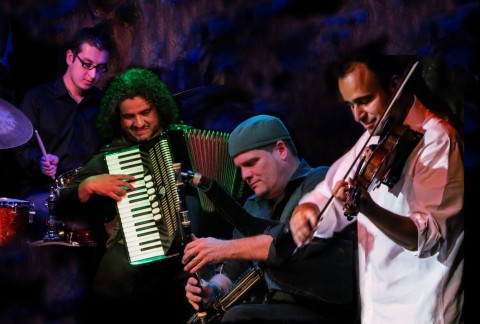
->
[[14, 77, 104, 191]]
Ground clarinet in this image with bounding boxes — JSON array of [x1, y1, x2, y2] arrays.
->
[[182, 171, 269, 323], [174, 163, 208, 324]]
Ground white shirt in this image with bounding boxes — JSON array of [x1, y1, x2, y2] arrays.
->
[[300, 98, 464, 324]]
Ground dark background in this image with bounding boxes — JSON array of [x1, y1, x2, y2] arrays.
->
[[0, 1, 476, 322], [1, 0, 478, 199]]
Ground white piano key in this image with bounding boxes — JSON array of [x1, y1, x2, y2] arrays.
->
[[124, 233, 162, 246], [117, 199, 150, 211], [127, 240, 164, 253], [121, 216, 155, 228], [129, 249, 166, 262]]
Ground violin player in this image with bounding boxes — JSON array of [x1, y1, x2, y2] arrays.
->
[[289, 54, 464, 323]]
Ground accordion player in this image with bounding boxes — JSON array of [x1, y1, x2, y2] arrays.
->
[[103, 124, 246, 265]]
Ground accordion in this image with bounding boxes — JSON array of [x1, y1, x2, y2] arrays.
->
[[105, 125, 244, 265]]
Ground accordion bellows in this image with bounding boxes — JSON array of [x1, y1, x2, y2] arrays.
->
[[179, 125, 245, 212]]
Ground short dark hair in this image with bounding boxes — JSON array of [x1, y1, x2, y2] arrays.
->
[[330, 54, 406, 92], [68, 26, 113, 54], [95, 68, 180, 142]]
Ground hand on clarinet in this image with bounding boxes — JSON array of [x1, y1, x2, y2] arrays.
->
[[185, 276, 217, 311], [182, 234, 229, 273], [40, 154, 59, 178]]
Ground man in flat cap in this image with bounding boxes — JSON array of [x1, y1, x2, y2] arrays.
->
[[183, 115, 357, 322]]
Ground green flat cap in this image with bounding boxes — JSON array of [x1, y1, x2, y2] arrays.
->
[[228, 114, 296, 158]]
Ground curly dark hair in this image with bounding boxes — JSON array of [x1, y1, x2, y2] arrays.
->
[[95, 68, 180, 142]]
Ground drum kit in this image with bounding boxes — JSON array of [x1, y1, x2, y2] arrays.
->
[[0, 98, 95, 247]]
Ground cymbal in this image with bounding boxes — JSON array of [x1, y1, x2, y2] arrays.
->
[[0, 98, 33, 149]]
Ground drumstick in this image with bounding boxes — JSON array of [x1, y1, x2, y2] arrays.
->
[[35, 130, 55, 179]]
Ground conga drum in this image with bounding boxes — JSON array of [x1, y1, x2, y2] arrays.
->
[[0, 197, 34, 246]]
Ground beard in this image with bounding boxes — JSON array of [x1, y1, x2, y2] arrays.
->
[[125, 124, 162, 143]]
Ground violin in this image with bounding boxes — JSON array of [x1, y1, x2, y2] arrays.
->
[[343, 117, 423, 218], [343, 60, 424, 219]]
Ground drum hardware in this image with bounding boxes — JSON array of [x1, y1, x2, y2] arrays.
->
[[29, 203, 35, 223], [43, 186, 61, 242], [62, 222, 96, 247]]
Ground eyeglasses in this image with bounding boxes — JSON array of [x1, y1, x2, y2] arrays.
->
[[74, 53, 108, 73]]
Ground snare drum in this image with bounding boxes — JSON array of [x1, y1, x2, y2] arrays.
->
[[0, 197, 34, 246], [56, 167, 83, 196]]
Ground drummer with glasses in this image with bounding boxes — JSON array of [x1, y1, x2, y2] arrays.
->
[[74, 53, 109, 74], [14, 26, 113, 242]]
